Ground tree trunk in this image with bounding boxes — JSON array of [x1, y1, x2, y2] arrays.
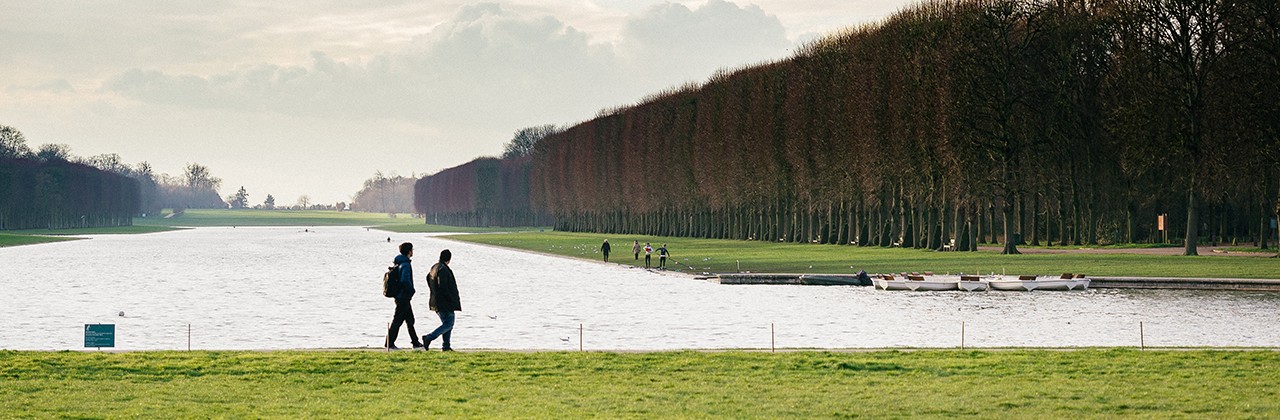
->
[[1184, 173, 1199, 256]]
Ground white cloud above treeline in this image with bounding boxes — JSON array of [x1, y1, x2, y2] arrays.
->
[[99, 1, 789, 127]]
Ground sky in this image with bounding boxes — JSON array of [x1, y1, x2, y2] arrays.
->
[[1, 0, 910, 205]]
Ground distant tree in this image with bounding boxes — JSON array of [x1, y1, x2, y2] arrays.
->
[[0, 125, 32, 159], [228, 186, 249, 209], [264, 194, 276, 209], [35, 144, 72, 162], [501, 124, 562, 159], [84, 154, 131, 175], [296, 195, 311, 209], [183, 163, 222, 192], [335, 201, 347, 211]]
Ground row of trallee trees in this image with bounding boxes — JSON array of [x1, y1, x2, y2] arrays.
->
[[1, 125, 228, 230], [416, 0, 1280, 255]]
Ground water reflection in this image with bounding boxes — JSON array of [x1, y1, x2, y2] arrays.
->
[[2, 226, 1278, 350]]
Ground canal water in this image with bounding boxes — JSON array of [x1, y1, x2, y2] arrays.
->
[[2, 227, 1278, 350]]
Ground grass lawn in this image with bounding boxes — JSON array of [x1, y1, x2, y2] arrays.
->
[[1, 349, 1276, 417], [134, 209, 541, 234], [446, 231, 1280, 279], [0, 233, 80, 248]]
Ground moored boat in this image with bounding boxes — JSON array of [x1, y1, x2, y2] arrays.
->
[[874, 274, 959, 291], [987, 274, 1091, 291]]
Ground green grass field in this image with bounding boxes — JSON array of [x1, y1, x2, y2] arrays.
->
[[446, 231, 1280, 278], [1, 349, 1276, 417], [0, 233, 80, 248], [1, 210, 539, 247]]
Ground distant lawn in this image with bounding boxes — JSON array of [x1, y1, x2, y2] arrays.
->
[[446, 231, 1280, 278], [134, 209, 543, 234], [133, 209, 409, 227], [1, 349, 1277, 417], [0, 233, 80, 248], [10, 225, 183, 236]]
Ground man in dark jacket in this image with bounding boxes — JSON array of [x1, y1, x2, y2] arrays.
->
[[422, 249, 461, 351], [386, 242, 424, 350], [601, 239, 611, 262]]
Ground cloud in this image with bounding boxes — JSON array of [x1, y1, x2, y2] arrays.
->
[[7, 79, 75, 94], [101, 1, 791, 127]]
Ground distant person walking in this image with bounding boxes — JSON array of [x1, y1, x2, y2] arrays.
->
[[386, 242, 424, 350], [601, 239, 611, 262], [422, 249, 461, 351], [657, 244, 670, 270], [632, 240, 641, 260], [643, 242, 654, 269]]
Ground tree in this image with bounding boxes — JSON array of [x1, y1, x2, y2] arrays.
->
[[501, 125, 562, 159], [264, 194, 276, 209], [229, 186, 249, 209], [1121, 0, 1241, 255], [296, 195, 311, 209], [36, 144, 72, 162], [0, 125, 32, 159]]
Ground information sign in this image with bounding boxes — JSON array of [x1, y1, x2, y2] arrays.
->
[[84, 324, 115, 348]]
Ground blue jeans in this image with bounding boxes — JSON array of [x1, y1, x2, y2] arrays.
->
[[423, 310, 455, 350]]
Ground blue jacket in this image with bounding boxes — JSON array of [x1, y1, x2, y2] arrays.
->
[[394, 254, 415, 301]]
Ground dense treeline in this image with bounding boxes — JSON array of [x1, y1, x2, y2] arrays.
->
[[414, 157, 545, 227], [352, 171, 418, 214], [418, 0, 1280, 255], [0, 157, 139, 230]]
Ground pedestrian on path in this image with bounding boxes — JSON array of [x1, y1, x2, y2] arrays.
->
[[386, 242, 424, 350], [422, 249, 462, 351], [602, 239, 611, 262], [643, 242, 653, 269], [632, 240, 641, 261], [657, 244, 669, 270]]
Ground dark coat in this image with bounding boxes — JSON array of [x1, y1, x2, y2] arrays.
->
[[602, 241, 611, 254], [427, 262, 461, 312], [393, 254, 415, 301]]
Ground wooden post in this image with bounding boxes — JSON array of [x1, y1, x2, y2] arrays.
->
[[961, 321, 966, 349], [1140, 321, 1145, 350], [579, 323, 583, 352], [385, 322, 391, 352], [187, 324, 191, 351]]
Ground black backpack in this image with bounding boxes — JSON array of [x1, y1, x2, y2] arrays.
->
[[382, 264, 401, 298]]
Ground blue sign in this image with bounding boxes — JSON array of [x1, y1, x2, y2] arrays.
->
[[84, 324, 115, 348]]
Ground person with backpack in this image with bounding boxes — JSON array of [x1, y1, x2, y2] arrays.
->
[[385, 242, 424, 350], [422, 249, 462, 351]]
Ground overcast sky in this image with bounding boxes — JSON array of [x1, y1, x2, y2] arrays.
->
[[1, 0, 909, 205]]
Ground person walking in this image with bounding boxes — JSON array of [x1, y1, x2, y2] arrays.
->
[[601, 239, 611, 262], [657, 243, 670, 270], [386, 242, 424, 350], [632, 240, 641, 261], [422, 249, 461, 351], [643, 242, 654, 269]]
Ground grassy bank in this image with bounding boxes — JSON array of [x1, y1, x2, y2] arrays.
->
[[446, 231, 1280, 278], [0, 233, 80, 248], [134, 209, 538, 234], [1, 349, 1276, 417]]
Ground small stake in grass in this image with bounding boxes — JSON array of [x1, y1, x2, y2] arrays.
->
[[579, 323, 583, 352], [1140, 321, 1145, 350], [961, 321, 965, 349], [771, 323, 775, 353], [187, 324, 191, 351]]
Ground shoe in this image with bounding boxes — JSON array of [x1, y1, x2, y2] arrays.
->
[[387, 344, 400, 350], [442, 347, 454, 352], [412, 342, 424, 350], [421, 335, 433, 350]]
